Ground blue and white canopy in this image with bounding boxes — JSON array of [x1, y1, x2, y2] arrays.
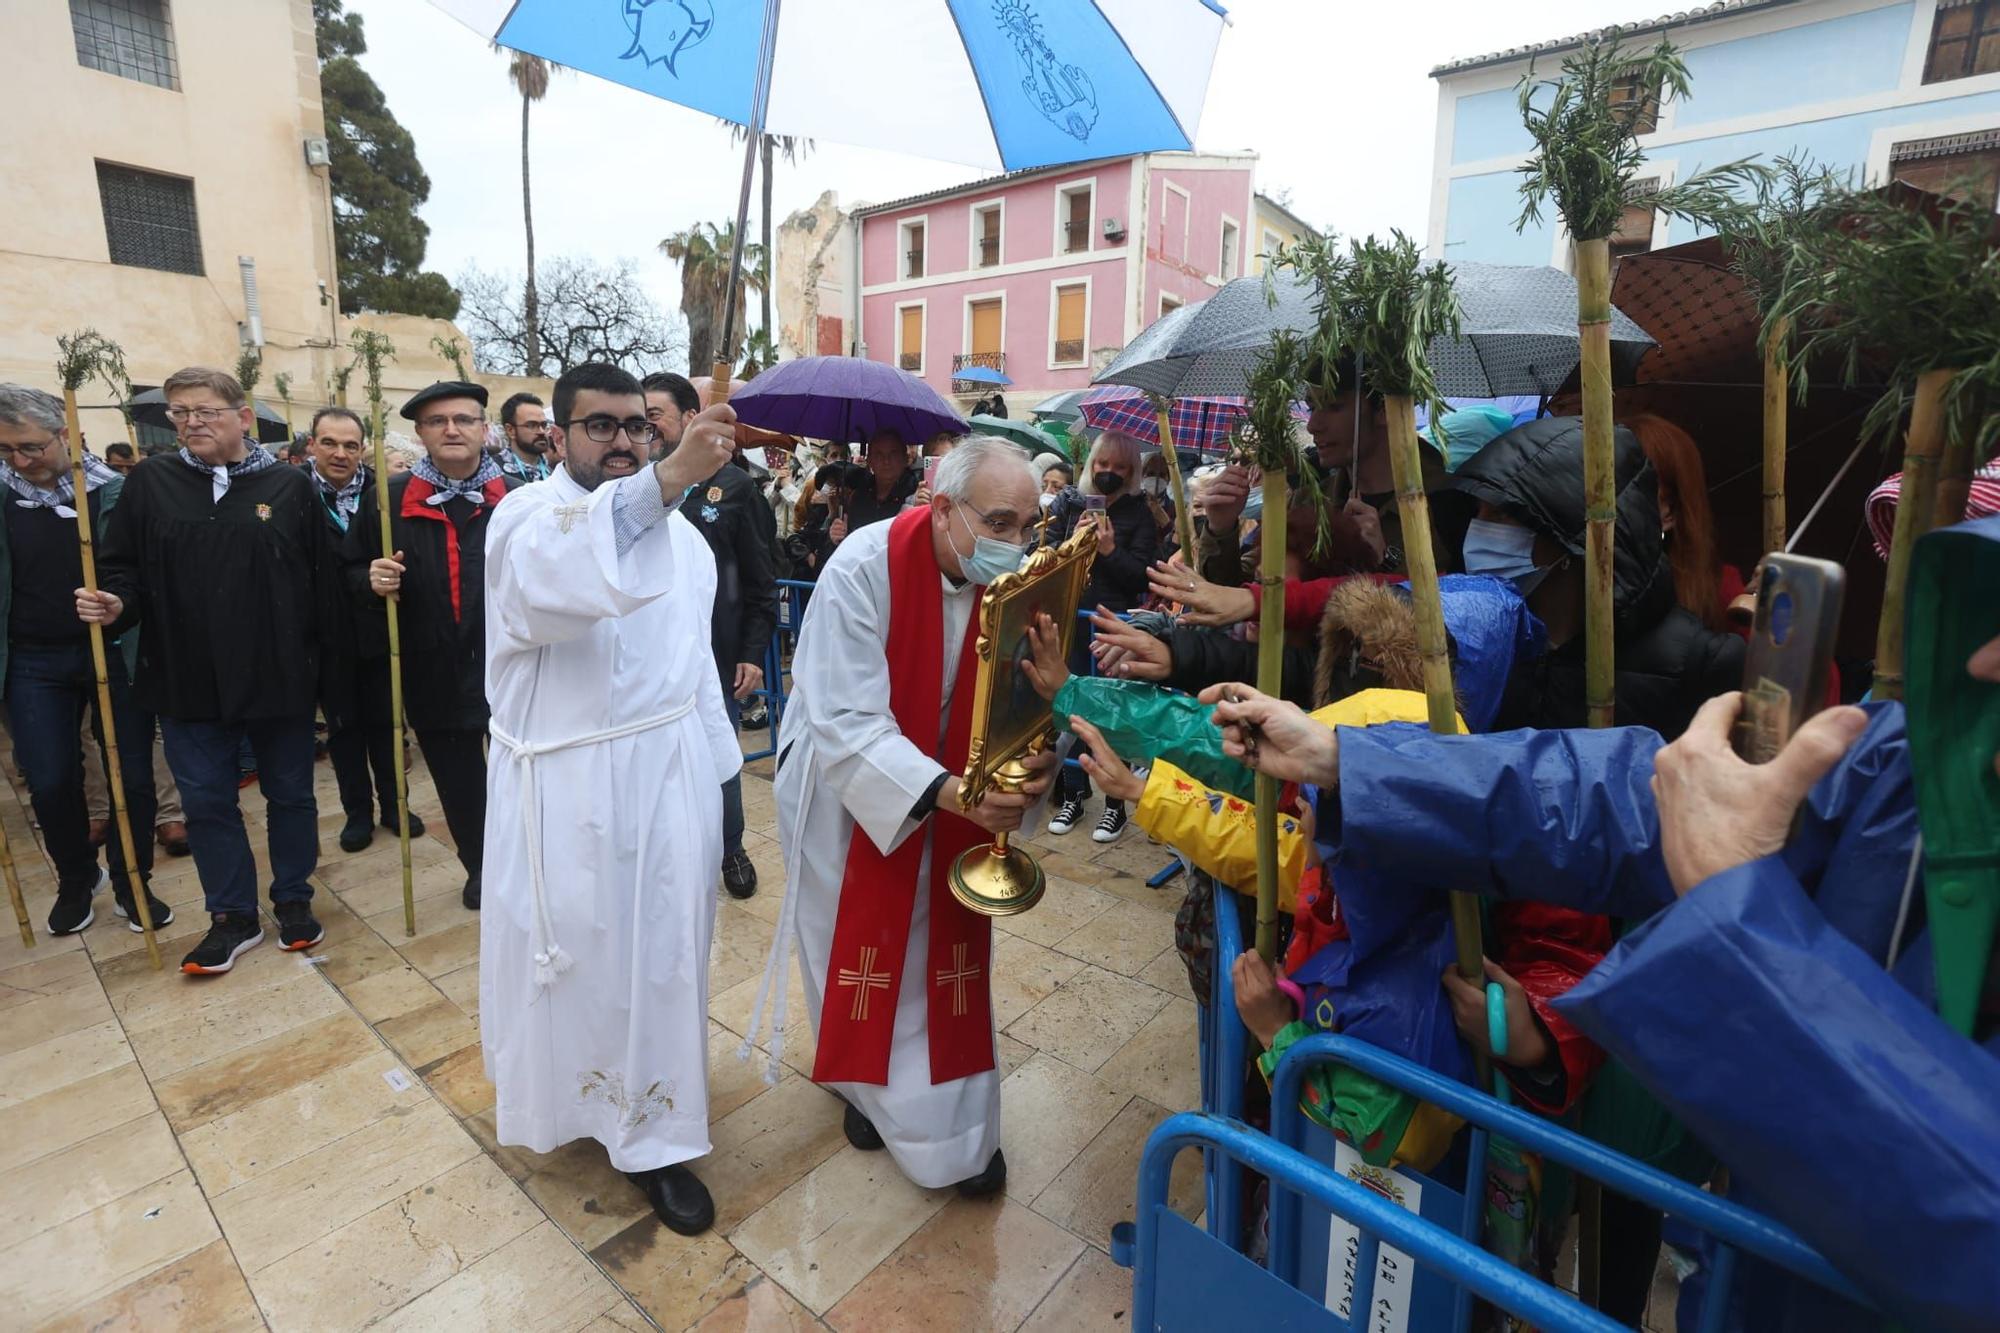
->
[[432, 0, 1229, 171]]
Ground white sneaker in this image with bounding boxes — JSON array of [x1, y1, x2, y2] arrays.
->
[[1092, 804, 1129, 843], [1047, 797, 1085, 836]]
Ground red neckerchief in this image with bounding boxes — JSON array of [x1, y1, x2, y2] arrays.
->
[[399, 474, 510, 622], [812, 507, 995, 1087]]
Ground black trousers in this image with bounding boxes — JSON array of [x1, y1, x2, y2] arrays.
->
[[327, 720, 398, 822], [416, 727, 486, 878]]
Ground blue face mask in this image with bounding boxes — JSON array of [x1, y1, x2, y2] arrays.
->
[[951, 503, 1026, 585], [1462, 517, 1551, 595]]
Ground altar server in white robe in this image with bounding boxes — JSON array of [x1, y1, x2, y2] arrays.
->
[[482, 361, 741, 1236], [749, 436, 1057, 1195]]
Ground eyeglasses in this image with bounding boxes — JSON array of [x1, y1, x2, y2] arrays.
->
[[959, 500, 1034, 543], [165, 406, 236, 425], [419, 414, 486, 432], [559, 415, 659, 446], [0, 440, 55, 462]]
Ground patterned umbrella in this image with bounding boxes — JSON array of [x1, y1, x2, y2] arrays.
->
[[1076, 384, 1307, 454], [1429, 262, 1656, 397]]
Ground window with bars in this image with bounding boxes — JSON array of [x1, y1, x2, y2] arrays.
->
[[974, 205, 1001, 268], [1924, 0, 2000, 82], [97, 163, 203, 274], [1607, 71, 1660, 134], [71, 0, 180, 90]]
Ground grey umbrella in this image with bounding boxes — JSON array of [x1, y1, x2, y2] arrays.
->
[[1427, 262, 1655, 397], [128, 388, 292, 445], [1093, 269, 1320, 398], [1029, 389, 1089, 422]]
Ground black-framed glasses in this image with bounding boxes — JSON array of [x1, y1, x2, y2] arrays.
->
[[560, 415, 659, 446], [0, 440, 55, 462]]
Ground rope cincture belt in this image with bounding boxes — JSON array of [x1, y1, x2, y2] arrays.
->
[[489, 700, 695, 990]]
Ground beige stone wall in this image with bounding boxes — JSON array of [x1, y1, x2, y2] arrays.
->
[[774, 191, 856, 361], [0, 0, 343, 445]]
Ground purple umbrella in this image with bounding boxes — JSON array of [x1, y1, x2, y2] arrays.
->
[[729, 356, 969, 445]]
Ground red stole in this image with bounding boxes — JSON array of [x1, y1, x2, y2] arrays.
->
[[812, 508, 995, 1087]]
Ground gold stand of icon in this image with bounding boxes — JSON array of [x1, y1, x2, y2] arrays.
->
[[949, 752, 1050, 916], [944, 520, 1097, 920]]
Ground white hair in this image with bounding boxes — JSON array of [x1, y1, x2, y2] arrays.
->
[[936, 434, 1036, 502], [1082, 430, 1142, 495]]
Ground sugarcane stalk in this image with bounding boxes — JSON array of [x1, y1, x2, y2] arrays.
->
[[711, 359, 734, 406], [1575, 238, 1617, 729], [1253, 467, 1287, 963], [63, 388, 161, 970], [1874, 368, 1955, 701], [1386, 395, 1490, 1091], [0, 815, 30, 949], [366, 393, 417, 938], [1153, 400, 1198, 559], [1931, 429, 1974, 532], [1762, 315, 1789, 556]]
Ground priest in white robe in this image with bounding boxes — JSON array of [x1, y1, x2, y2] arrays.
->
[[752, 436, 1056, 1195], [481, 362, 742, 1236]]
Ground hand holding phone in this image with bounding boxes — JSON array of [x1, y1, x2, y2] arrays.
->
[[1733, 554, 1845, 763]]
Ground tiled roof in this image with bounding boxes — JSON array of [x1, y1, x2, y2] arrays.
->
[[1429, 0, 1798, 77], [851, 157, 1130, 218]]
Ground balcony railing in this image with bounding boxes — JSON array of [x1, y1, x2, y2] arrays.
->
[[899, 352, 922, 372], [1053, 338, 1084, 365], [1063, 219, 1090, 252], [905, 248, 925, 278], [951, 351, 1005, 390], [977, 237, 999, 267]]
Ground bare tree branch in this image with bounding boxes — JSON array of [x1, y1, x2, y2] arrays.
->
[[456, 256, 687, 378]]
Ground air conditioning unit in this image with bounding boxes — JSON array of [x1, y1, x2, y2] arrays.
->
[[302, 137, 331, 168], [1102, 216, 1126, 241]]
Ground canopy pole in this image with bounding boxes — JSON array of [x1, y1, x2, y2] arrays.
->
[[714, 0, 783, 404]]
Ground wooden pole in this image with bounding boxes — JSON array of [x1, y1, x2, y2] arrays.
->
[[0, 815, 31, 949], [1575, 238, 1617, 730], [1931, 422, 1974, 532], [63, 389, 161, 970], [1761, 315, 1789, 556], [1386, 395, 1491, 1092], [369, 404, 417, 937], [1874, 368, 1956, 701], [1153, 401, 1198, 560], [1252, 467, 1287, 963]]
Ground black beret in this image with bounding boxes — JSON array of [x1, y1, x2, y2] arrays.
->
[[399, 380, 489, 421]]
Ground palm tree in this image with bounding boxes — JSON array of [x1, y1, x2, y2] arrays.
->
[[719, 122, 813, 354], [660, 220, 766, 372], [500, 48, 558, 376]]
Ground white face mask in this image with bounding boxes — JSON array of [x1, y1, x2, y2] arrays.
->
[[949, 502, 1027, 585], [1139, 477, 1168, 498]]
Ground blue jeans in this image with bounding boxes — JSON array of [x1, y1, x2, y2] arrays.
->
[[160, 715, 318, 915], [4, 641, 156, 892], [721, 690, 744, 857]]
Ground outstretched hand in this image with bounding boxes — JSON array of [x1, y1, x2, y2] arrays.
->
[[1146, 560, 1256, 627], [1199, 683, 1337, 786], [1088, 608, 1172, 681], [1652, 691, 1867, 896], [1067, 718, 1145, 803], [1019, 611, 1068, 701]]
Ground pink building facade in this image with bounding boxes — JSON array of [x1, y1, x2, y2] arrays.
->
[[854, 151, 1261, 412]]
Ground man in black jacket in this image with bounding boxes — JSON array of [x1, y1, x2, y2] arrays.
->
[[644, 373, 776, 897], [305, 406, 423, 854], [80, 366, 334, 974], [351, 381, 520, 910]]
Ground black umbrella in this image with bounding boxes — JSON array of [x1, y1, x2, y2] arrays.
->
[[1093, 270, 1319, 399], [1427, 262, 1656, 397], [128, 388, 291, 445]]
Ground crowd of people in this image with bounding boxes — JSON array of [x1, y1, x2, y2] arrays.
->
[[3, 359, 1992, 1328]]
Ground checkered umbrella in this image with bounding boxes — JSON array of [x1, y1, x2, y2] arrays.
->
[[1076, 385, 1307, 454]]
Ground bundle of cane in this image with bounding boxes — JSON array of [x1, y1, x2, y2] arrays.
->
[[55, 329, 161, 969]]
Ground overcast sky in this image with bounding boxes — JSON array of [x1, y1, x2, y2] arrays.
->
[[349, 0, 1671, 353]]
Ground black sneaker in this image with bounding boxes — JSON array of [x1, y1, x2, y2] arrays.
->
[[113, 883, 175, 933], [461, 873, 480, 911], [181, 913, 264, 975], [47, 883, 97, 936], [380, 809, 427, 839], [338, 811, 374, 853], [842, 1102, 885, 1152], [1092, 802, 1129, 844], [721, 850, 757, 899], [740, 702, 769, 730], [274, 900, 324, 951], [1046, 796, 1086, 836]]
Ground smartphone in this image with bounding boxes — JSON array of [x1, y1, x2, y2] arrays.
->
[[1083, 494, 1108, 514], [924, 456, 941, 492], [1733, 553, 1845, 763]]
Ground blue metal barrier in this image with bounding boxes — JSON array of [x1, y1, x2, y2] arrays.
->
[[1203, 884, 1250, 1249], [1122, 1113, 1625, 1333], [1266, 1034, 1872, 1326]]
